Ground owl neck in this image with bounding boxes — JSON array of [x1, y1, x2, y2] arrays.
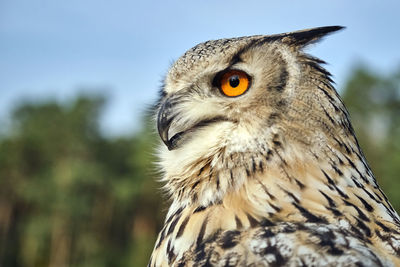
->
[[157, 121, 400, 266], [164, 128, 400, 229]]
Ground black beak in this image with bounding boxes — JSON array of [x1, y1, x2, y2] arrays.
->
[[157, 94, 230, 150], [158, 97, 186, 151], [158, 96, 231, 151], [157, 98, 174, 150]]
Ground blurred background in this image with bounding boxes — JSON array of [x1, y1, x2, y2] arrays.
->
[[1, 0, 400, 266]]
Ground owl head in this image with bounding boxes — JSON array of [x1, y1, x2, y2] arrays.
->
[[156, 26, 347, 198]]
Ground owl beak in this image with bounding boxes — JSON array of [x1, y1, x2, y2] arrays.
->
[[158, 96, 231, 151], [157, 98, 178, 150]]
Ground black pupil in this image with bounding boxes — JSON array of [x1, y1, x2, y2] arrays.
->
[[229, 75, 240, 88]]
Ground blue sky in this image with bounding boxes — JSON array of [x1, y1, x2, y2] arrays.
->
[[1, 0, 399, 136]]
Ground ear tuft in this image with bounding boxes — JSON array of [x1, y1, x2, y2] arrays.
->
[[281, 26, 345, 47]]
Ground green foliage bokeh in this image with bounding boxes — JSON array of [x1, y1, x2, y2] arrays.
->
[[0, 65, 399, 266], [0, 96, 165, 267]]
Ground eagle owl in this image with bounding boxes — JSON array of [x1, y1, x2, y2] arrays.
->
[[149, 26, 400, 266]]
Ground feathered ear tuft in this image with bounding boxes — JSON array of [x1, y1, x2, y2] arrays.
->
[[281, 26, 345, 47]]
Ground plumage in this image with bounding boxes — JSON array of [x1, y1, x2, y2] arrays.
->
[[149, 26, 400, 266]]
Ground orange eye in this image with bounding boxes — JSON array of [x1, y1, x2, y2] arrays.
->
[[220, 70, 250, 97]]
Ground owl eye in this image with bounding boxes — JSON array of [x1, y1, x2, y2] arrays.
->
[[219, 70, 250, 97]]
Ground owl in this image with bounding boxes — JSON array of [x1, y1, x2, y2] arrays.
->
[[149, 26, 400, 266]]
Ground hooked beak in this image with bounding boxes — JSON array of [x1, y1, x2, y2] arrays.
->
[[157, 98, 182, 151], [157, 96, 231, 151]]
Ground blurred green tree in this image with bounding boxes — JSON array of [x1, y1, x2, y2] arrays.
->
[[0, 96, 165, 267], [342, 65, 400, 211]]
